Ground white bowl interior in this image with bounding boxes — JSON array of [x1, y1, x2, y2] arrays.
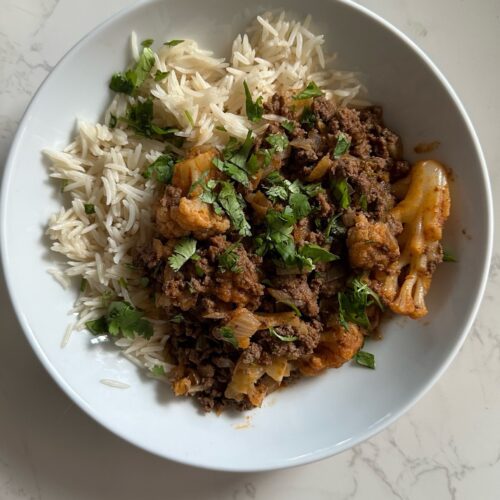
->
[[0, 0, 492, 471]]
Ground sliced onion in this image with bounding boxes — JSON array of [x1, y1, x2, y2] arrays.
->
[[225, 308, 261, 349], [307, 155, 333, 181], [265, 357, 290, 383]]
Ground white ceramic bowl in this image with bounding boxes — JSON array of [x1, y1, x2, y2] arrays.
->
[[0, 0, 493, 472]]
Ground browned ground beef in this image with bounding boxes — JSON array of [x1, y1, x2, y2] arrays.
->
[[137, 94, 416, 413]]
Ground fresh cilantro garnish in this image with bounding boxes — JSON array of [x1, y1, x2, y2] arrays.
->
[[255, 207, 296, 263], [170, 313, 184, 324], [293, 81, 323, 100], [269, 326, 298, 342], [289, 192, 311, 219], [218, 182, 252, 236], [184, 110, 194, 127], [218, 242, 241, 273], [333, 132, 351, 158], [168, 238, 198, 272], [300, 107, 316, 127], [331, 178, 351, 209], [143, 153, 177, 183], [354, 350, 375, 369], [109, 45, 155, 94], [359, 194, 368, 211], [141, 38, 154, 48], [299, 243, 338, 263], [212, 131, 254, 186], [266, 133, 288, 152], [84, 203, 95, 215], [109, 114, 117, 128], [85, 301, 153, 339], [301, 182, 324, 197], [443, 250, 457, 262], [265, 185, 288, 202], [154, 70, 169, 81], [275, 299, 302, 317], [338, 278, 383, 330], [281, 120, 295, 133], [213, 157, 249, 187], [325, 213, 346, 241], [151, 365, 166, 376], [80, 278, 87, 293], [215, 125, 227, 132], [243, 81, 263, 122], [109, 73, 134, 95], [164, 39, 184, 47], [219, 326, 238, 348], [121, 98, 178, 137]]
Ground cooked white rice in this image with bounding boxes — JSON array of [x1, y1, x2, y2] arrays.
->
[[46, 12, 361, 379]]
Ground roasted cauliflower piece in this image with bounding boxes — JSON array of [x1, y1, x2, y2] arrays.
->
[[298, 321, 364, 376], [156, 195, 230, 240], [377, 160, 450, 318], [172, 148, 218, 196], [347, 213, 400, 270]]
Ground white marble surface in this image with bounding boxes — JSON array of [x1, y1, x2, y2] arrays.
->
[[0, 0, 498, 498]]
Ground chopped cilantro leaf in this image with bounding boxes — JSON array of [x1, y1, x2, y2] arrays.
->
[[151, 365, 166, 376], [243, 81, 263, 122], [86, 301, 153, 339], [164, 39, 184, 47], [300, 107, 316, 127], [281, 120, 295, 133], [215, 125, 227, 132], [443, 250, 457, 262], [269, 326, 297, 342], [355, 351, 375, 369], [333, 132, 351, 158], [122, 98, 154, 136], [154, 70, 169, 81], [170, 313, 184, 324], [293, 81, 323, 100], [265, 185, 288, 202], [218, 182, 251, 237], [212, 157, 249, 186], [84, 203, 95, 215], [219, 326, 238, 348], [109, 114, 117, 128], [338, 278, 383, 330], [109, 73, 135, 94], [143, 153, 177, 183], [331, 178, 351, 209], [275, 299, 302, 317], [266, 133, 288, 152], [359, 194, 368, 211], [85, 317, 108, 335], [325, 213, 346, 240], [80, 278, 87, 293], [299, 243, 338, 263], [218, 242, 241, 273], [141, 38, 154, 48], [109, 46, 155, 95], [289, 192, 312, 219], [168, 238, 198, 272]]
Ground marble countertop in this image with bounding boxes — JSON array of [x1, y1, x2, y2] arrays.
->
[[0, 1, 499, 498]]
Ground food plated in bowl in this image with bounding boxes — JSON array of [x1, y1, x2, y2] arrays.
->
[[0, 0, 492, 471], [45, 12, 451, 413]]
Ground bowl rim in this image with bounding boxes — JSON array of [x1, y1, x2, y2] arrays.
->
[[0, 0, 494, 472]]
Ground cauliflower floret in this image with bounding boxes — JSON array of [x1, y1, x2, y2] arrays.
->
[[298, 320, 364, 376], [347, 213, 400, 270], [171, 147, 218, 195], [376, 160, 450, 318]]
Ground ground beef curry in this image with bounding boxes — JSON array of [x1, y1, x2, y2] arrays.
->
[[138, 93, 450, 412]]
